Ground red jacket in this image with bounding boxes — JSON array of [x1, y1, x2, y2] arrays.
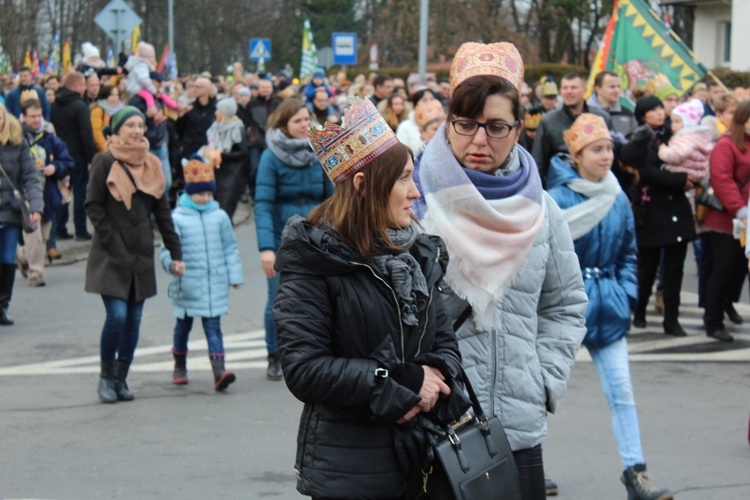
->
[[704, 134, 750, 234]]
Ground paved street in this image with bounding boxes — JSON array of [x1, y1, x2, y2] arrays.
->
[[2, 207, 750, 499]]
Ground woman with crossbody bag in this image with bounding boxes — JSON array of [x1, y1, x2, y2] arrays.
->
[[0, 103, 43, 325], [85, 106, 184, 403]]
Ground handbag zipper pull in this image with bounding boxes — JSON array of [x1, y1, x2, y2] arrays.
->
[[421, 466, 432, 493]]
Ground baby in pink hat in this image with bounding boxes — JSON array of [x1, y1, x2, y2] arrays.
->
[[658, 98, 712, 183]]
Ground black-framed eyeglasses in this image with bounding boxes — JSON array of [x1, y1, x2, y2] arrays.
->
[[448, 115, 519, 139]]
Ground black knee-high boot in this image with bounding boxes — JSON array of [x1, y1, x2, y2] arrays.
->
[[0, 263, 17, 325]]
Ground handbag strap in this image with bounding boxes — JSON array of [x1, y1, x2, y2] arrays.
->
[[117, 161, 139, 190], [450, 305, 487, 419], [0, 160, 19, 192]]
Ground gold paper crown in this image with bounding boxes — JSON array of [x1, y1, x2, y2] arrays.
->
[[523, 111, 542, 131], [563, 113, 612, 156], [308, 97, 399, 185], [182, 157, 215, 184], [450, 42, 524, 93], [542, 80, 558, 97], [415, 100, 446, 129], [20, 88, 40, 104]]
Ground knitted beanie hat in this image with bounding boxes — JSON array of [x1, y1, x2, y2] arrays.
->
[[671, 98, 704, 128], [104, 106, 145, 137], [216, 98, 238, 118], [655, 86, 679, 102], [182, 153, 216, 194]]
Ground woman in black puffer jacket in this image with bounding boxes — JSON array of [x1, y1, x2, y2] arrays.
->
[[273, 102, 468, 499]]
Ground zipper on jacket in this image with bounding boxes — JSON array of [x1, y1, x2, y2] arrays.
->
[[200, 211, 213, 318], [414, 286, 434, 357], [348, 261, 405, 363]]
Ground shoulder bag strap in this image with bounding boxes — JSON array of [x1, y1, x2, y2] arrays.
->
[[118, 161, 139, 190], [0, 160, 18, 192]]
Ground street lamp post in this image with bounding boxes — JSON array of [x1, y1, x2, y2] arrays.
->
[[418, 0, 429, 85]]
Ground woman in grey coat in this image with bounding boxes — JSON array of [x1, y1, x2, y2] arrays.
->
[[0, 104, 43, 325], [413, 43, 588, 499]]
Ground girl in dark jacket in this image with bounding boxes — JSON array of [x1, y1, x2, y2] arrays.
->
[[254, 98, 333, 381], [273, 98, 466, 499], [548, 114, 672, 500], [621, 96, 696, 336], [85, 106, 184, 404], [206, 97, 248, 220], [0, 103, 43, 324]]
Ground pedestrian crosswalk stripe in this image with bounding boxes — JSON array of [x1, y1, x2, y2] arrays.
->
[[3, 290, 750, 376]]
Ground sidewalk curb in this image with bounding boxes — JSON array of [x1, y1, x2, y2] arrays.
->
[[48, 201, 254, 267]]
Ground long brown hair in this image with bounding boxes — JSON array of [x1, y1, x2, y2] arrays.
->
[[307, 142, 413, 258], [729, 101, 750, 153]]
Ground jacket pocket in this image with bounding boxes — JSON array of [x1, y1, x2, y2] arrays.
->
[[170, 276, 202, 302]]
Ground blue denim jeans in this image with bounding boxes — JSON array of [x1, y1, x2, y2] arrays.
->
[[0, 224, 21, 264], [100, 294, 145, 363], [265, 275, 279, 356], [151, 144, 171, 198], [173, 315, 224, 355], [71, 163, 89, 237], [588, 336, 645, 469]]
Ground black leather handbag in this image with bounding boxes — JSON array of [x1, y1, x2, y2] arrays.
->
[[423, 365, 522, 500]]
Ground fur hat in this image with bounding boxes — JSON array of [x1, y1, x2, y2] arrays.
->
[[563, 113, 612, 156], [634, 96, 663, 125], [671, 98, 704, 128], [216, 98, 238, 118], [450, 42, 524, 93], [182, 153, 216, 194]]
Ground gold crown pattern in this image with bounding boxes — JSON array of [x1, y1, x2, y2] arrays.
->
[[20, 89, 40, 104], [563, 113, 612, 156], [183, 158, 215, 184], [415, 100, 446, 129], [523, 111, 542, 130], [542, 81, 558, 96], [308, 97, 398, 185], [450, 42, 524, 93]]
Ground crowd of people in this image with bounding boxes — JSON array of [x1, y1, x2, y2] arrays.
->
[[2, 37, 750, 499]]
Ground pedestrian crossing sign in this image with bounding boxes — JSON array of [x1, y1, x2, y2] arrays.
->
[[249, 39, 272, 61]]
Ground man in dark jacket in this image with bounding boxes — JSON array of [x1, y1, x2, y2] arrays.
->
[[50, 71, 96, 240], [532, 73, 613, 186], [586, 71, 637, 141], [130, 72, 171, 199], [176, 76, 216, 159], [20, 98, 74, 286], [6, 67, 51, 120], [245, 79, 279, 198]]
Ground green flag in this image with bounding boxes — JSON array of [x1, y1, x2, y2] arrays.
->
[[606, 0, 709, 97]]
